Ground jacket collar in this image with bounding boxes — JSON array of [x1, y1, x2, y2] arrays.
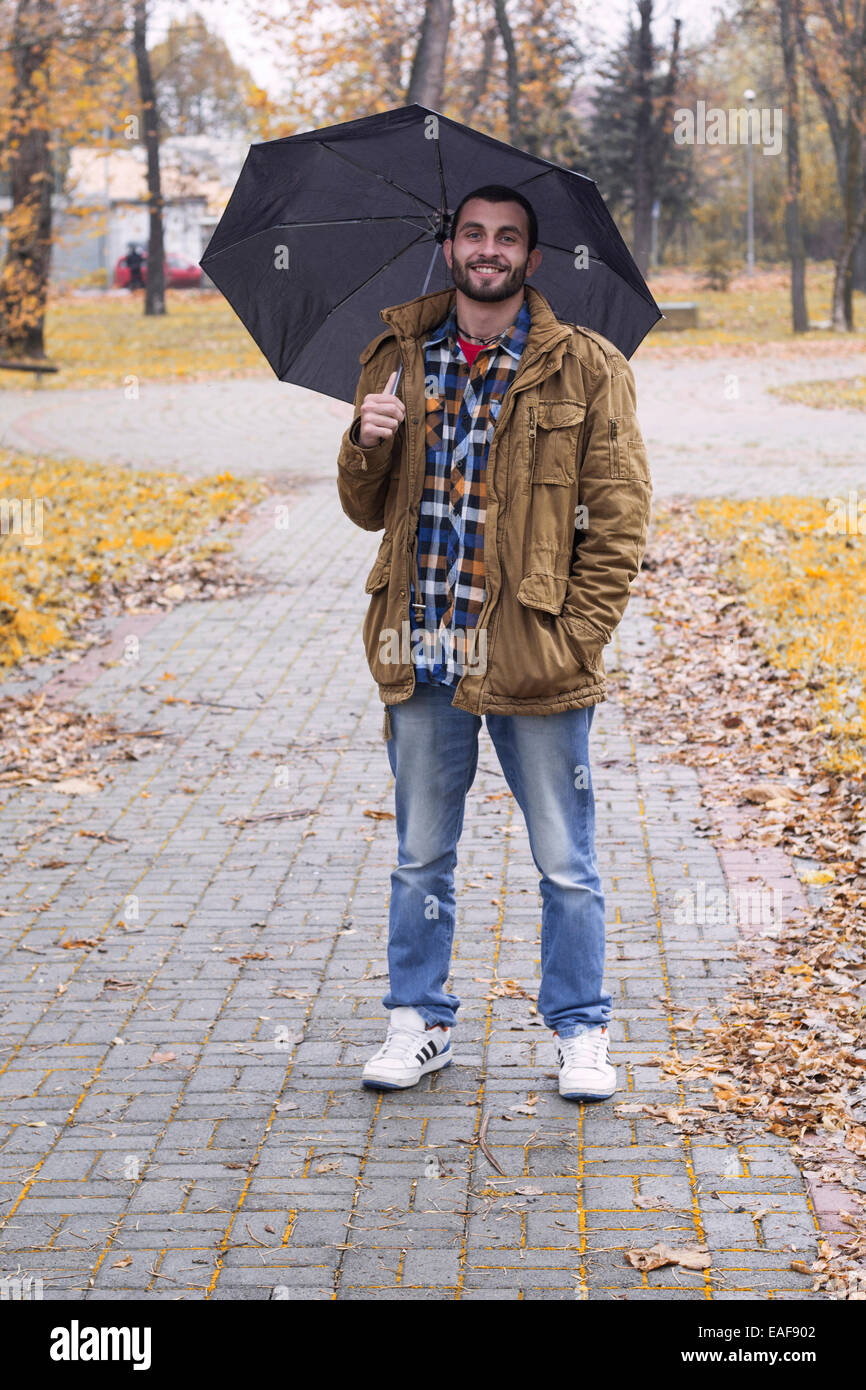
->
[[378, 282, 571, 362], [423, 295, 531, 362]]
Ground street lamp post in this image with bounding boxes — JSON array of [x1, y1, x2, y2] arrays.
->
[[744, 88, 756, 276], [650, 197, 660, 269]]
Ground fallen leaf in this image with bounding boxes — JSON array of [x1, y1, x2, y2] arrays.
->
[[55, 777, 101, 796], [626, 1243, 711, 1272], [742, 783, 792, 804], [800, 868, 836, 885]]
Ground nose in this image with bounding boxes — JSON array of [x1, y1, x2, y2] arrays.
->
[[476, 240, 504, 262]]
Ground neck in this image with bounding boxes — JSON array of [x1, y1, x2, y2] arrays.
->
[[454, 287, 525, 342]]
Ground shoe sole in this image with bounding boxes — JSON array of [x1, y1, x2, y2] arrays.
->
[[362, 1050, 453, 1090], [560, 1087, 616, 1101]]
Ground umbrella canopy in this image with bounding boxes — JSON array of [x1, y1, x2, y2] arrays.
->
[[201, 102, 662, 404]]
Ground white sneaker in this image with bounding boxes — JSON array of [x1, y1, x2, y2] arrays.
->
[[555, 1025, 616, 1101], [362, 1006, 453, 1090]]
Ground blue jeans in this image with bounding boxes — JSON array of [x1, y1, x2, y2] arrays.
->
[[381, 680, 611, 1039]]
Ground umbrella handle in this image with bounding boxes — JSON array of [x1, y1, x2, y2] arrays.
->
[[387, 238, 443, 397]]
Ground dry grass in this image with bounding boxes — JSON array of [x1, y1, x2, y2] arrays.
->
[[769, 376, 866, 411], [0, 289, 269, 391], [695, 495, 866, 774], [643, 263, 866, 348], [0, 448, 266, 669]]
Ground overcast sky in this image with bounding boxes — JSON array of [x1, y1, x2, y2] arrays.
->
[[149, 0, 737, 102]]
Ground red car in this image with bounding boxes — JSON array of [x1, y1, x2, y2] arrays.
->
[[114, 251, 202, 288]]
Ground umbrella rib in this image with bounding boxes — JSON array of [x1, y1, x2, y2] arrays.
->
[[202, 215, 432, 262], [269, 216, 432, 229], [433, 130, 448, 222], [317, 139, 440, 215], [512, 166, 558, 192], [280, 230, 437, 373], [536, 243, 606, 263]]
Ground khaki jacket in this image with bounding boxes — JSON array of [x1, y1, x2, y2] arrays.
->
[[336, 282, 652, 739]]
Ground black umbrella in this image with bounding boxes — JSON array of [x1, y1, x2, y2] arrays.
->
[[200, 102, 661, 405]]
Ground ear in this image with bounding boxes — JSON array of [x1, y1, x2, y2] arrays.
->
[[525, 247, 542, 277], [442, 238, 453, 269]]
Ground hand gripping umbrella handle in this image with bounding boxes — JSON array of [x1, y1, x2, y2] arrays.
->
[[387, 237, 442, 397]]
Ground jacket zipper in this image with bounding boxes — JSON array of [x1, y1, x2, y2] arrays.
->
[[609, 417, 619, 477], [528, 404, 537, 479], [395, 338, 424, 638]]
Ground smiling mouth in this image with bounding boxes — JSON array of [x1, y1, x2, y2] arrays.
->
[[470, 264, 507, 276]]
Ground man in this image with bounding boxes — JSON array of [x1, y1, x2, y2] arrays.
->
[[336, 184, 652, 1102], [126, 243, 145, 290]]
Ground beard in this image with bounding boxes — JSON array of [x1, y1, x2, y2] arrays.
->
[[449, 248, 529, 302]]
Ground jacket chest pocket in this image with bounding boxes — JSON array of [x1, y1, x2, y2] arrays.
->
[[529, 400, 586, 485]]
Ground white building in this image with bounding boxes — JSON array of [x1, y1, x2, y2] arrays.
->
[[48, 135, 251, 286]]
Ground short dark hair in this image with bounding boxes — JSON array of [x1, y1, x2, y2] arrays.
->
[[449, 184, 538, 253]]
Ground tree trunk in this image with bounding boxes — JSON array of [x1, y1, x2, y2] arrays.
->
[[632, 0, 654, 275], [793, 0, 866, 330], [133, 0, 166, 316], [460, 22, 498, 119], [0, 0, 55, 360], [778, 0, 809, 331], [407, 0, 454, 109], [648, 17, 681, 270], [853, 229, 866, 293], [831, 127, 866, 331], [856, 229, 866, 291], [835, 113, 863, 329], [493, 0, 521, 147]]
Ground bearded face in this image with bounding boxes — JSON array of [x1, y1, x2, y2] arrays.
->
[[448, 244, 530, 302], [445, 199, 537, 303]]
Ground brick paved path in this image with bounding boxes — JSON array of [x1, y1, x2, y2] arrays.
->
[[0, 372, 843, 1300], [2, 344, 865, 492]]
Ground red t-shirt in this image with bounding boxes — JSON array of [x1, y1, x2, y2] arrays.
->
[[457, 336, 485, 366]]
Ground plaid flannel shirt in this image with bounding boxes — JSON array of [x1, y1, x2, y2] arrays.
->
[[409, 294, 531, 686]]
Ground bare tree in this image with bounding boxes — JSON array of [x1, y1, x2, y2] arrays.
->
[[493, 0, 521, 145], [461, 22, 499, 117], [632, 1, 654, 274], [132, 0, 165, 315], [793, 0, 866, 330], [407, 0, 454, 109], [632, 2, 682, 274], [777, 0, 808, 330]]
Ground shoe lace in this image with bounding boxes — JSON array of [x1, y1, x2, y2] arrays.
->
[[378, 1025, 427, 1059], [558, 1030, 606, 1067]]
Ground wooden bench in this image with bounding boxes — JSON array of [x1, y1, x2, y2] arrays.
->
[[655, 302, 700, 331], [0, 359, 60, 385]]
